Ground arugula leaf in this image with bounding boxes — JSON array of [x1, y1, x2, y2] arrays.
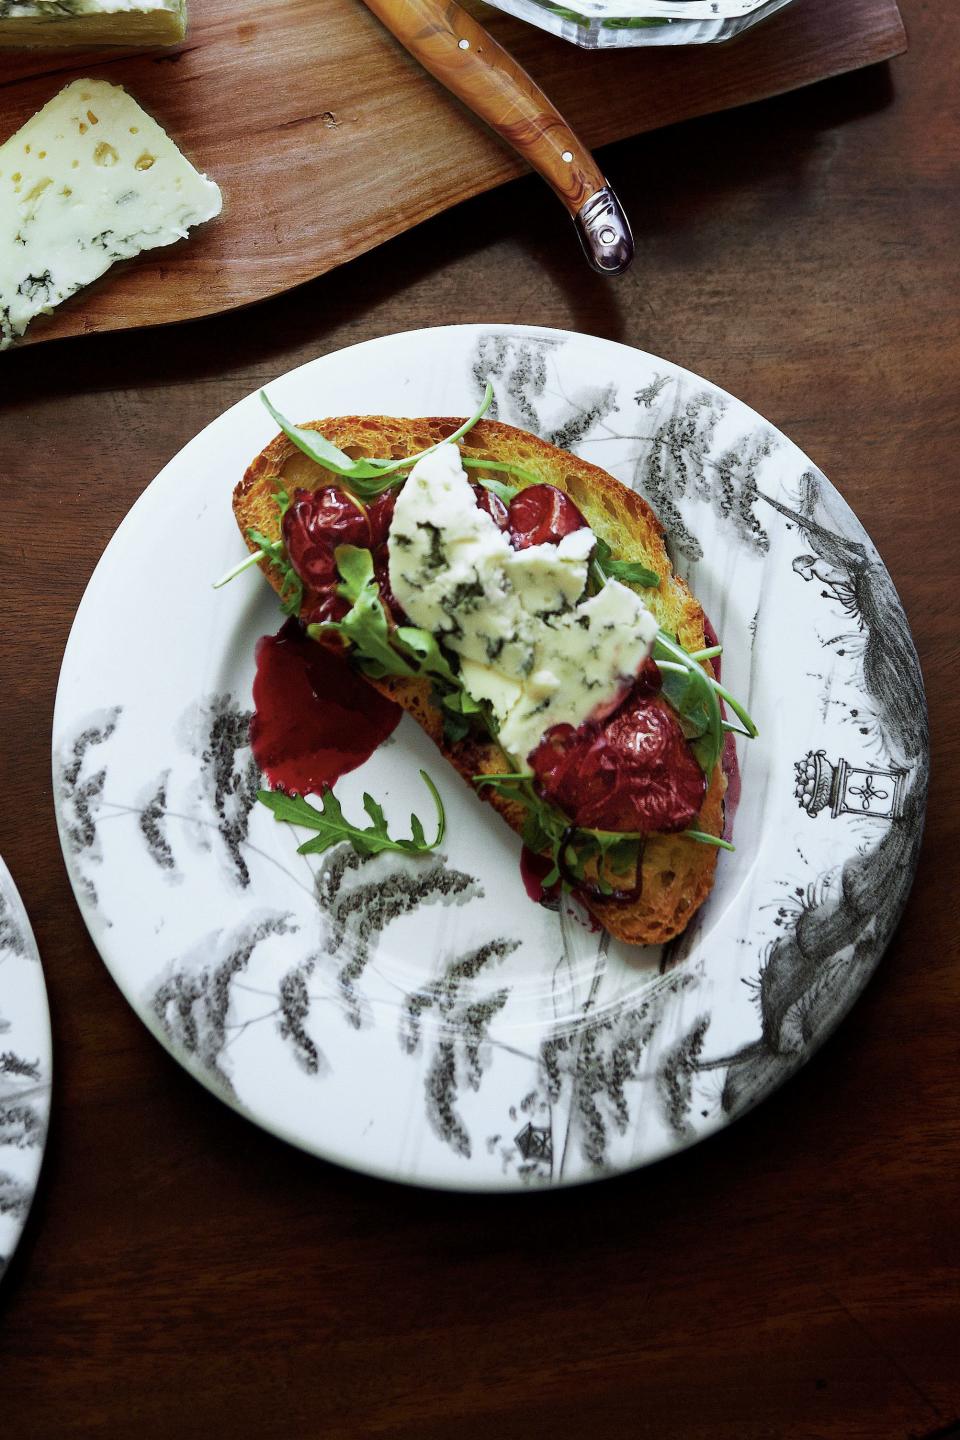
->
[[306, 548, 499, 751], [681, 829, 735, 851], [244, 524, 303, 616], [473, 772, 640, 896], [433, 684, 485, 745], [572, 831, 642, 895], [592, 537, 661, 590], [440, 709, 473, 745], [657, 663, 714, 741], [652, 633, 725, 776], [258, 769, 445, 859], [394, 625, 461, 688], [711, 678, 759, 741], [471, 474, 518, 506], [458, 456, 546, 502], [309, 546, 417, 679], [213, 485, 297, 594], [311, 550, 495, 748], [473, 771, 535, 786], [653, 631, 758, 777], [260, 383, 495, 500], [260, 394, 376, 478], [474, 764, 737, 888]]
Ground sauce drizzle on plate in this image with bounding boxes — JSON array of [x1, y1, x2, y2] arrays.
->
[[250, 618, 401, 795]]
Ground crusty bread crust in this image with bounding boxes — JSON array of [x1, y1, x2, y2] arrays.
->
[[234, 415, 726, 944]]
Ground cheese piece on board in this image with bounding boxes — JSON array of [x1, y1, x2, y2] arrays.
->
[[0, 0, 185, 48], [0, 79, 221, 350]]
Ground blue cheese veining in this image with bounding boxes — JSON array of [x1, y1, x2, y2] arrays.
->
[[0, 79, 221, 349], [388, 444, 659, 762], [0, 0, 185, 49]]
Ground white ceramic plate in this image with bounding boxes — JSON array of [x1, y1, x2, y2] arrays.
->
[[0, 857, 52, 1275], [52, 325, 928, 1190]]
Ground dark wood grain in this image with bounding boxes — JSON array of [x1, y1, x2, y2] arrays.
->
[[1, 1, 958, 1436], [0, 0, 905, 345]]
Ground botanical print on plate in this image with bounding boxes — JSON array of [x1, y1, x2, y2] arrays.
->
[[0, 858, 52, 1276], [52, 325, 927, 1190]]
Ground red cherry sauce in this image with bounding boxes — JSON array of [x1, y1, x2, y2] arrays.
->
[[507, 484, 586, 549], [529, 660, 705, 835], [250, 618, 401, 796]]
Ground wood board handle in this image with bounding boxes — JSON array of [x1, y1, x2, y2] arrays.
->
[[360, 0, 634, 274]]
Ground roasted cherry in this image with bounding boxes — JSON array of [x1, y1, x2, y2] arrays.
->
[[530, 690, 706, 834], [367, 489, 398, 548], [282, 486, 371, 588], [507, 484, 586, 550], [300, 589, 350, 630], [473, 484, 509, 531]]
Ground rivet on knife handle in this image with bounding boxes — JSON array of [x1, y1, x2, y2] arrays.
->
[[575, 187, 634, 275], [360, 0, 634, 276]]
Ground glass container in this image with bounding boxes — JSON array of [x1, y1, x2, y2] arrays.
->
[[484, 0, 796, 50]]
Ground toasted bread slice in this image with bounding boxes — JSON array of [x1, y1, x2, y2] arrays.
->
[[234, 416, 726, 944]]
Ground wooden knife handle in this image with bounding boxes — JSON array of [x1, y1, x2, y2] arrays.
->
[[361, 0, 633, 274]]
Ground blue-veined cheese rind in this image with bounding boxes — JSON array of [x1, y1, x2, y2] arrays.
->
[[0, 79, 221, 349], [388, 443, 659, 762], [0, 0, 185, 49]]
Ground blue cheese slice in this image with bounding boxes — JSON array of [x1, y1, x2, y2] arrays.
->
[[0, 79, 221, 349], [388, 444, 659, 763], [0, 0, 185, 49]]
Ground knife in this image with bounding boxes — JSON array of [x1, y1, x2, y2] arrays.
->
[[360, 0, 634, 275]]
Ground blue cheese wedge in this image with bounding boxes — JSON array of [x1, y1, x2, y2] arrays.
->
[[388, 444, 659, 762], [0, 79, 221, 349], [0, 0, 185, 49]]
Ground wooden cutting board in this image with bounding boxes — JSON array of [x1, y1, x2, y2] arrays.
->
[[1, 0, 905, 348]]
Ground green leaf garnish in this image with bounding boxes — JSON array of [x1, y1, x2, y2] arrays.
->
[[309, 545, 417, 679], [681, 829, 735, 851], [244, 521, 303, 616], [458, 455, 543, 500], [394, 625, 462, 688], [434, 685, 485, 745], [473, 771, 534, 786], [471, 473, 518, 506], [258, 769, 445, 859], [260, 383, 495, 500], [310, 549, 491, 744], [653, 633, 724, 776], [592, 536, 661, 591], [711, 678, 759, 741], [440, 708, 473, 745], [471, 772, 644, 896], [655, 631, 758, 776]]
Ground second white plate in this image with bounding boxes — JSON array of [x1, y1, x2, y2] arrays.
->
[[0, 858, 52, 1277]]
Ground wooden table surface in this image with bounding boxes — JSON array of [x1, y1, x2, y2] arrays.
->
[[1, 1, 957, 1435]]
